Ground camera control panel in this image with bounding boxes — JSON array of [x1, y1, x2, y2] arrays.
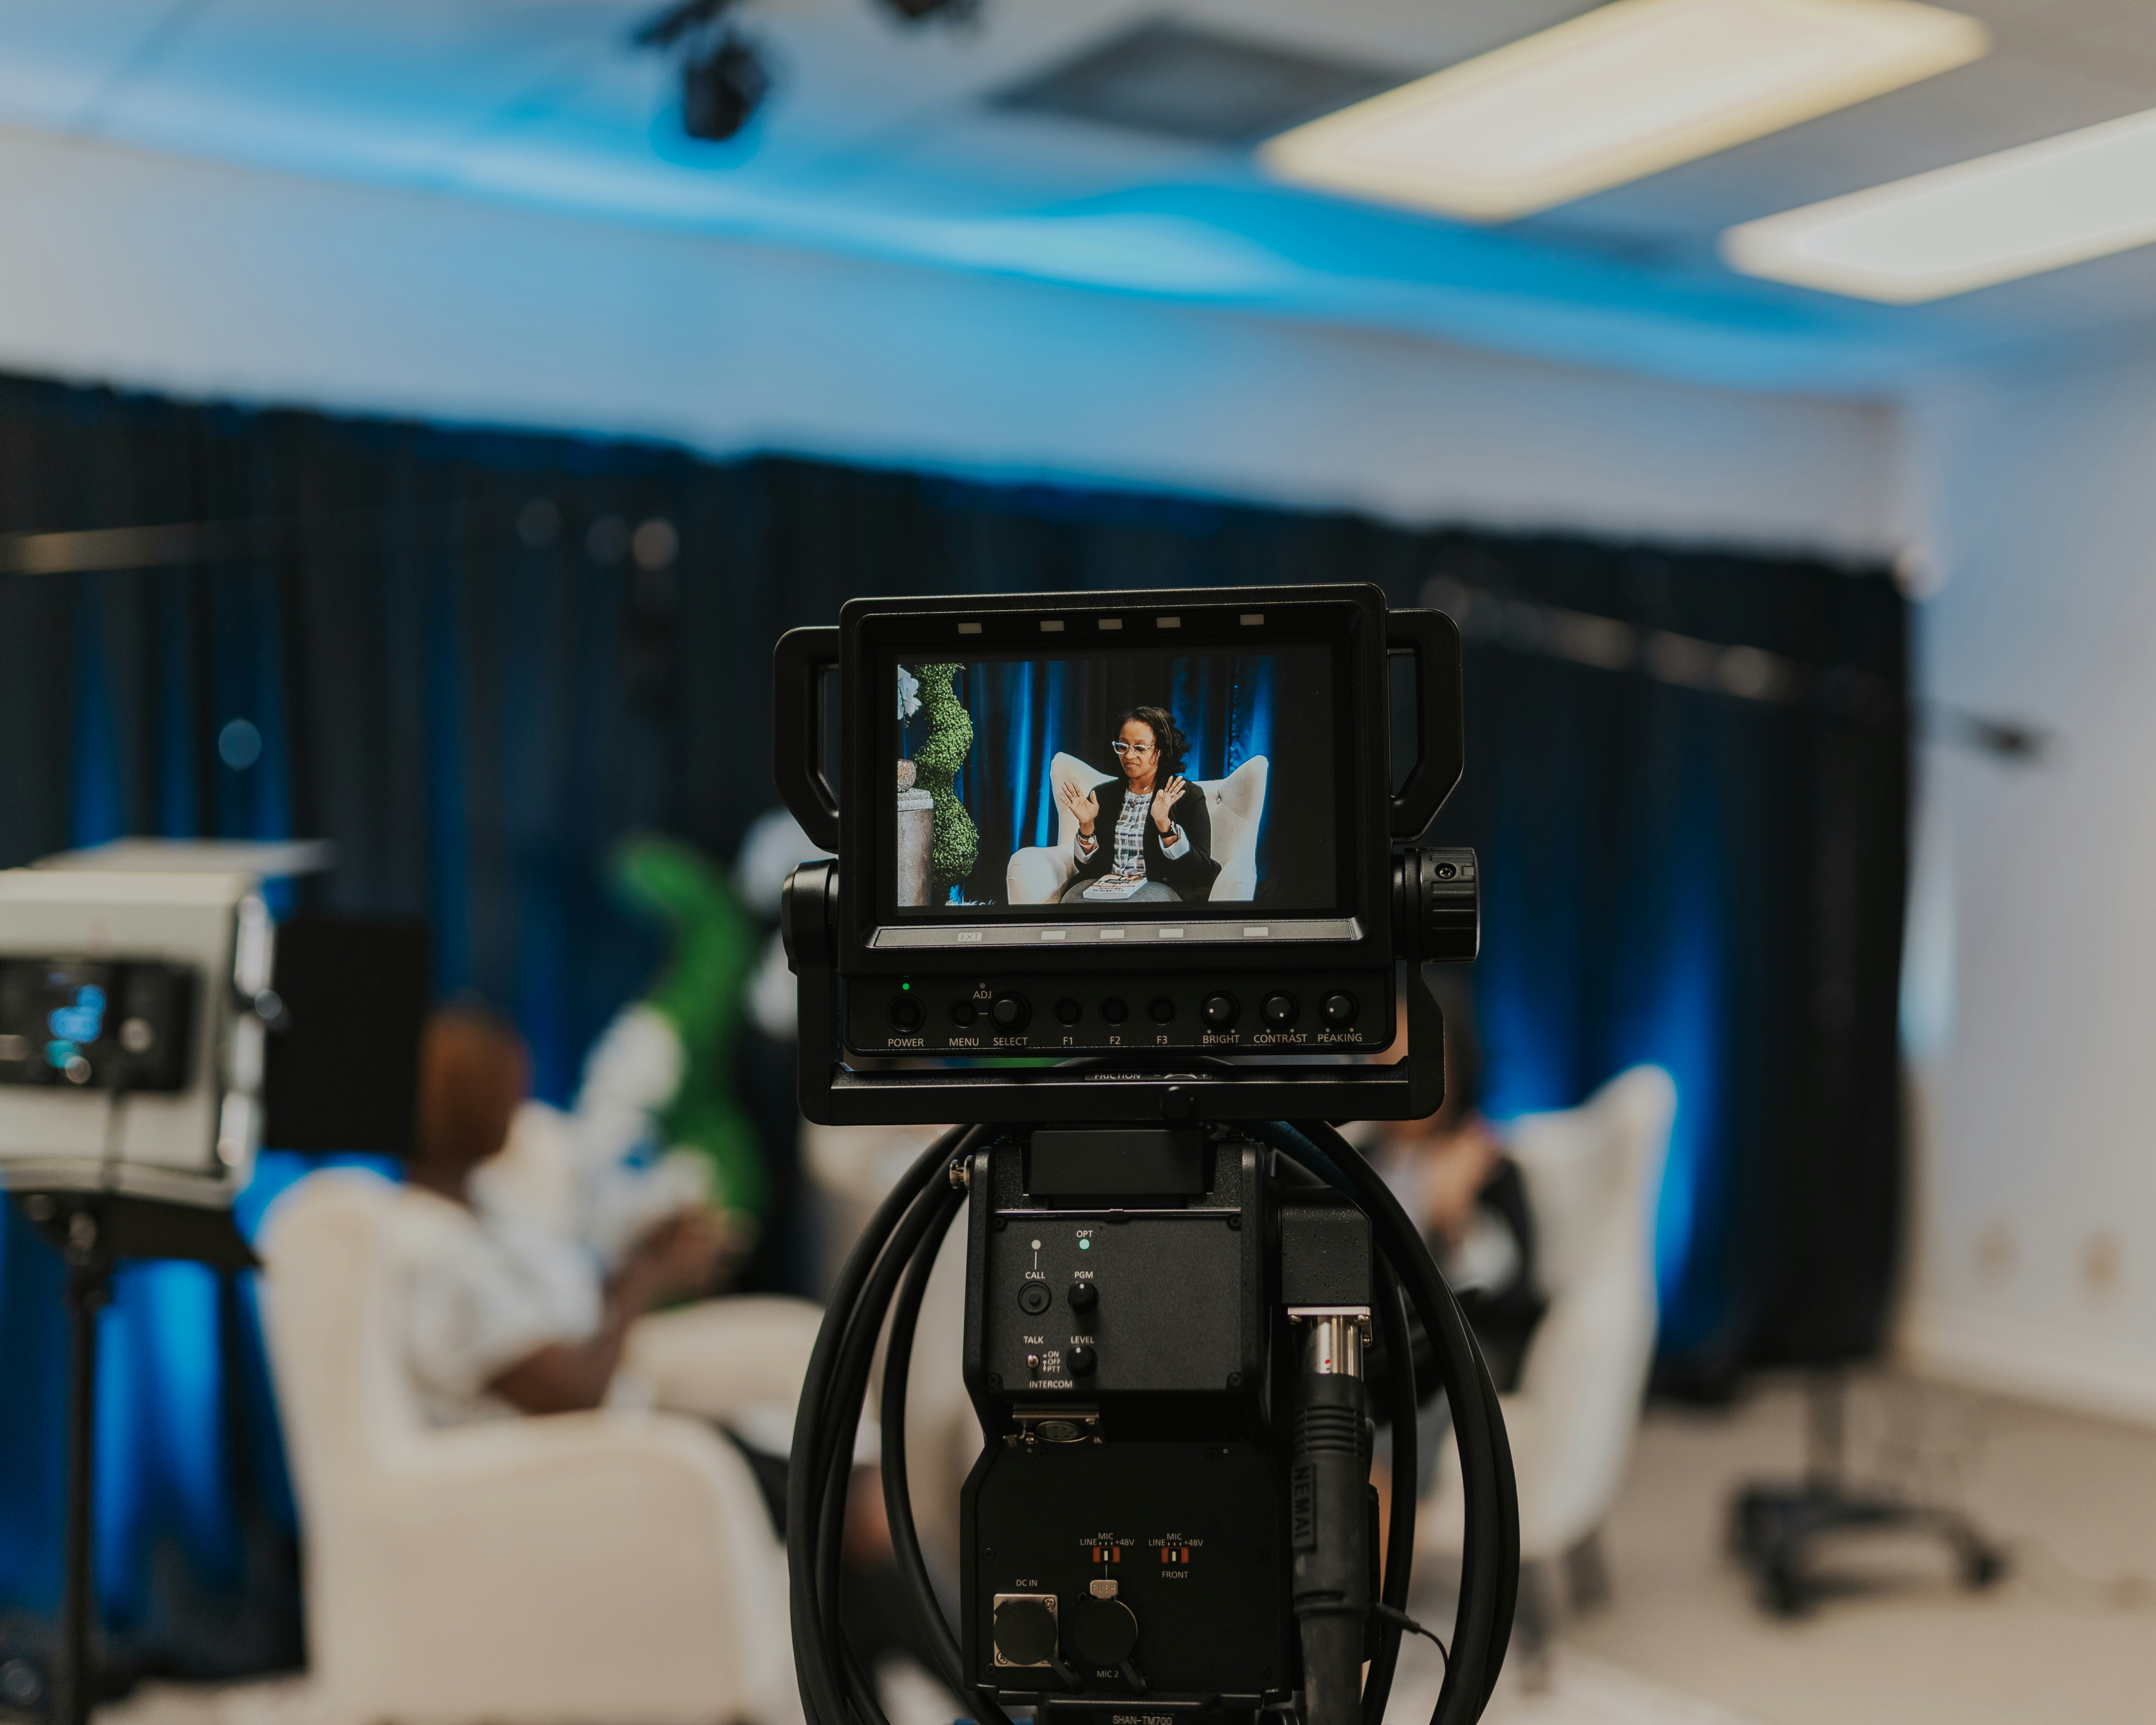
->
[[849, 971, 1393, 1057]]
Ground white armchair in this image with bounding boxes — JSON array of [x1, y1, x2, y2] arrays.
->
[[1420, 1066, 1676, 1654], [1004, 751, 1270, 905], [254, 1170, 799, 1725]]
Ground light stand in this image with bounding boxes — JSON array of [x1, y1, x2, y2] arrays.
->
[[15, 1190, 256, 1725], [1729, 1367, 2006, 1614]]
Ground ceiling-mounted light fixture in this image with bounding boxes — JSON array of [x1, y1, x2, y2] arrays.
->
[[636, 0, 770, 145], [683, 32, 769, 141], [1260, 0, 1987, 222], [876, 0, 979, 22], [1724, 105, 2156, 301]]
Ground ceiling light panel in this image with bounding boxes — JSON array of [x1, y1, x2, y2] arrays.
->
[[1723, 106, 2156, 302], [1259, 0, 1988, 223]]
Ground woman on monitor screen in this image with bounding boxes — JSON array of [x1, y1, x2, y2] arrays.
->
[[1055, 706, 1221, 903]]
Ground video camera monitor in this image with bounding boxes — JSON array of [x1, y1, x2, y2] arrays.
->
[[775, 583, 1472, 1125]]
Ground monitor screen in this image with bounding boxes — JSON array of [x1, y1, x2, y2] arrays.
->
[[887, 643, 1339, 916]]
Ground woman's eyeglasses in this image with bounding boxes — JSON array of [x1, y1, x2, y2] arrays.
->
[[1110, 740, 1158, 757]]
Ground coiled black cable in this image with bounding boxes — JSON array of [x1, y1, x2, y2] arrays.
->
[[789, 1120, 1517, 1725]]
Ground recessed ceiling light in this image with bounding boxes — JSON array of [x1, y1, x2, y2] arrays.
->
[[1724, 106, 2156, 301], [1260, 0, 1987, 223]]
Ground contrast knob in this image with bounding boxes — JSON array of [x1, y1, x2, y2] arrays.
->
[[1201, 993, 1239, 1029], [1261, 992, 1297, 1029], [991, 993, 1031, 1032]]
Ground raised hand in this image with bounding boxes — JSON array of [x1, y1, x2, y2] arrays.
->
[[1057, 776, 1100, 835], [1153, 775, 1188, 831]]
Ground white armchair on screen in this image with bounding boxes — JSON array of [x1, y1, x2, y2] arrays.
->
[[1421, 1066, 1676, 1656], [1004, 750, 1269, 905], [252, 1169, 802, 1725]]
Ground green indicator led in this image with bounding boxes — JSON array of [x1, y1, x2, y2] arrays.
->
[[1079, 1238, 1091, 1250]]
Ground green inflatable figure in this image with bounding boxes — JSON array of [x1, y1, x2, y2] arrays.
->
[[608, 833, 769, 1227]]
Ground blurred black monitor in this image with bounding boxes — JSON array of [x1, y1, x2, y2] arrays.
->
[[262, 916, 430, 1157]]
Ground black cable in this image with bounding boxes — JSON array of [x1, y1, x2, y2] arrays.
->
[[1305, 1118, 1517, 1720], [1361, 1261, 1419, 1725], [1373, 1604, 1450, 1681], [878, 1187, 995, 1703], [1255, 1121, 1518, 1724], [818, 1179, 963, 1725], [788, 1124, 980, 1725]]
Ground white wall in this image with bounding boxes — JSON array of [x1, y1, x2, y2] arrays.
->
[[1901, 344, 2156, 1424], [0, 125, 1905, 560]]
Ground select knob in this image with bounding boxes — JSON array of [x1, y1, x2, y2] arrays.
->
[[1069, 1342, 1097, 1376], [1321, 992, 1359, 1028], [1068, 1280, 1097, 1312], [1261, 992, 1298, 1029], [1201, 993, 1239, 1029], [991, 993, 1031, 1032]]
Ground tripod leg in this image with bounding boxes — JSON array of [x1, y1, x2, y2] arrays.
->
[[60, 1220, 108, 1725]]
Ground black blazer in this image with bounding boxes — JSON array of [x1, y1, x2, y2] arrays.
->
[[1069, 780, 1220, 900]]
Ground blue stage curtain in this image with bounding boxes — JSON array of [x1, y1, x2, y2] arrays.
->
[[0, 378, 1905, 1693]]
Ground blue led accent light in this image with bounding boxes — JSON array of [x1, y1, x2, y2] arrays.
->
[[48, 986, 107, 1044]]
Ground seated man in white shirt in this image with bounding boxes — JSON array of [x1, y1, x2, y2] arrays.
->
[[396, 1006, 733, 1425], [390, 1005, 925, 1681]]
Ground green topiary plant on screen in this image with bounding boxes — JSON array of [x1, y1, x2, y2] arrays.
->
[[910, 662, 978, 895]]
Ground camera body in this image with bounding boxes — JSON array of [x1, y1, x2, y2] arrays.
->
[[775, 583, 1474, 1126], [775, 584, 1514, 1725], [955, 1128, 1381, 1717]]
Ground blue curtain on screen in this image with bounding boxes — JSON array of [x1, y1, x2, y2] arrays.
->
[[939, 652, 1285, 901], [0, 378, 1905, 1691]]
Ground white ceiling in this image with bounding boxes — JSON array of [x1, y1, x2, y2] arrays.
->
[[6, 0, 2156, 393]]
